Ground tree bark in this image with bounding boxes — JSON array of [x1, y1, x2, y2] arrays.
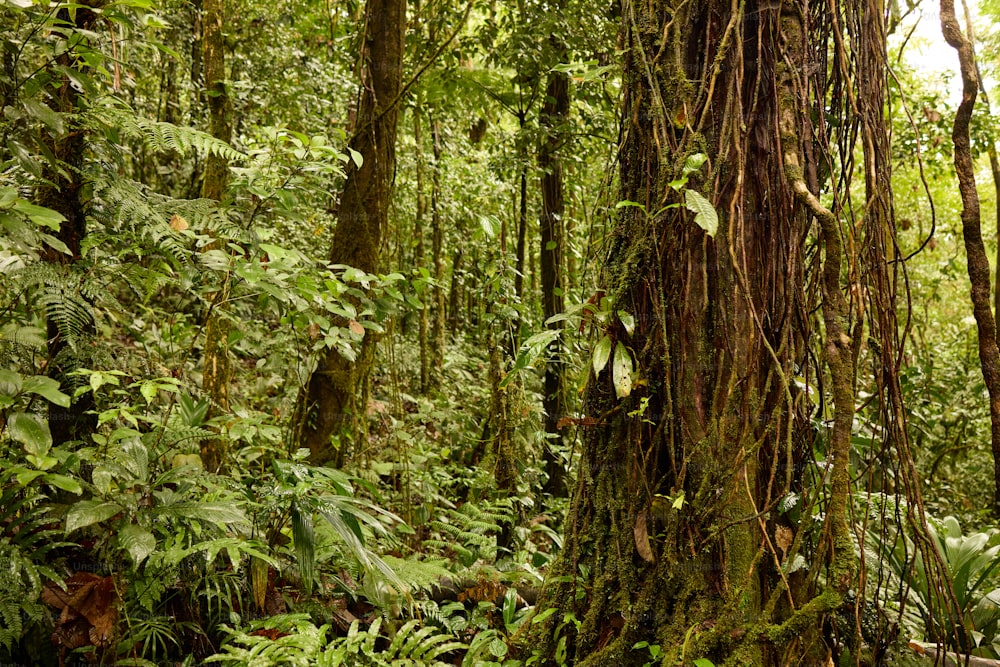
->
[[538, 69, 569, 497], [528, 2, 859, 664], [198, 0, 233, 473], [297, 0, 405, 465]]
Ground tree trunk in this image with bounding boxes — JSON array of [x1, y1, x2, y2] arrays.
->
[[38, 6, 100, 447], [538, 69, 569, 497], [514, 113, 529, 304], [430, 117, 446, 387], [448, 247, 463, 333], [198, 0, 233, 474], [297, 0, 405, 465], [528, 2, 859, 664], [414, 109, 431, 392]]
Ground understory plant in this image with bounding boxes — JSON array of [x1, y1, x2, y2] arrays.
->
[[873, 513, 1000, 657]]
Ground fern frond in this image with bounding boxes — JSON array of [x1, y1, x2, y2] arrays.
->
[[92, 106, 246, 161]]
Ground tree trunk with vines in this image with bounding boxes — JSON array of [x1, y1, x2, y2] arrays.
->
[[526, 2, 865, 664]]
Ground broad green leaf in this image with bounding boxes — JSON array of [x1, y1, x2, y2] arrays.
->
[[15, 469, 46, 486], [22, 376, 71, 408], [619, 311, 636, 336], [685, 190, 719, 237], [8, 412, 52, 455], [120, 440, 149, 482], [0, 369, 22, 397], [66, 500, 123, 533], [23, 98, 64, 134], [43, 473, 82, 494], [489, 637, 508, 658], [13, 200, 65, 230], [39, 233, 72, 255], [592, 335, 613, 375], [0, 187, 16, 208], [348, 147, 363, 168], [672, 492, 685, 509], [119, 524, 156, 565], [26, 454, 58, 470], [683, 152, 708, 176], [613, 342, 633, 399], [693, 659, 716, 667], [153, 501, 246, 525]]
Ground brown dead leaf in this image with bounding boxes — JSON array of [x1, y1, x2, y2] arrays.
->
[[169, 214, 189, 232], [308, 322, 321, 340], [634, 510, 654, 563], [775, 525, 793, 560], [42, 572, 118, 649], [348, 319, 365, 335]]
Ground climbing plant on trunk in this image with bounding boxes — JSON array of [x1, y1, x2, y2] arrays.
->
[[524, 1, 926, 664]]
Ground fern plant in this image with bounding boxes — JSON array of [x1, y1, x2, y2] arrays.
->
[[207, 614, 466, 666], [423, 499, 515, 566]]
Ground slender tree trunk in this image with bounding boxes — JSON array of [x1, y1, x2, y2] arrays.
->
[[514, 113, 528, 303], [528, 2, 858, 664], [297, 0, 405, 464], [414, 109, 431, 392], [430, 117, 446, 386], [538, 69, 569, 497], [448, 247, 463, 333], [198, 0, 233, 473], [38, 6, 100, 447], [941, 0, 1000, 516]]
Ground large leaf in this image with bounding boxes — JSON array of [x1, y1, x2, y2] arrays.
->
[[592, 335, 612, 376], [153, 501, 246, 525], [0, 369, 22, 399], [66, 500, 123, 533], [43, 473, 83, 494], [613, 343, 633, 399], [291, 502, 315, 596], [22, 375, 71, 407], [685, 189, 719, 237], [119, 524, 156, 565], [8, 412, 52, 455]]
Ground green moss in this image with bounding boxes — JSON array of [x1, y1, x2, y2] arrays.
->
[[766, 589, 840, 644]]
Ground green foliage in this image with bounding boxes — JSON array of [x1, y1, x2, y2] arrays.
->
[[207, 614, 466, 666], [424, 499, 515, 566], [0, 370, 77, 651]]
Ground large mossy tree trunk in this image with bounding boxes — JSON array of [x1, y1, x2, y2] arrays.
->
[[297, 0, 405, 465], [528, 1, 859, 664]]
